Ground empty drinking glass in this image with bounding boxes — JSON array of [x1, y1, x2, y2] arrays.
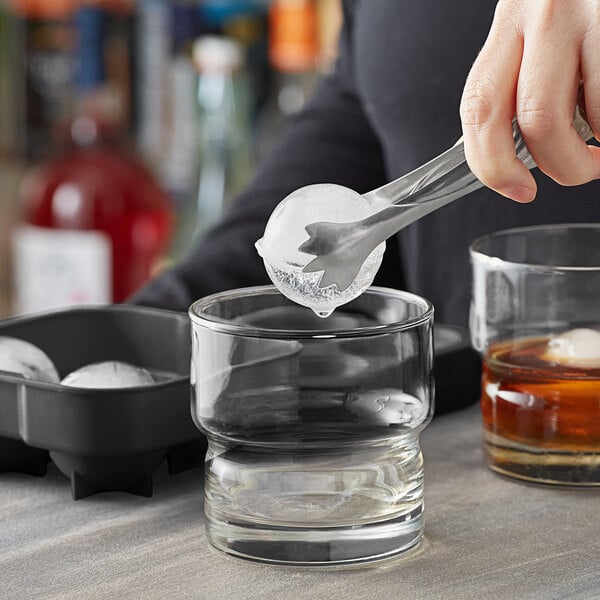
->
[[189, 285, 434, 565]]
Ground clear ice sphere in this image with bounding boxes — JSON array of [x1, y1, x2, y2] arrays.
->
[[544, 327, 600, 368], [0, 336, 60, 383], [61, 360, 155, 389], [255, 183, 384, 316]]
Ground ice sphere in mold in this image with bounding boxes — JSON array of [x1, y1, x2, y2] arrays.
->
[[544, 328, 600, 368], [61, 361, 155, 388], [255, 184, 384, 317], [0, 336, 60, 383]]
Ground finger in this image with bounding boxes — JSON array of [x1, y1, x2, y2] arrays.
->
[[516, 4, 600, 186], [460, 1, 537, 203], [581, 15, 600, 141]]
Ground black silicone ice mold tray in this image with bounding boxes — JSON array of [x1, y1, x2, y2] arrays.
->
[[0, 305, 205, 500]]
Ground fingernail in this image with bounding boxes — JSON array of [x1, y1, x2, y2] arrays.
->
[[500, 184, 536, 203]]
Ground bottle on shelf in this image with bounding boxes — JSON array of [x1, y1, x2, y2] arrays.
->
[[315, 0, 342, 74], [134, 0, 170, 168], [8, 0, 77, 161], [253, 0, 319, 158], [198, 0, 270, 121], [169, 34, 251, 256], [100, 0, 136, 140], [269, 0, 319, 110], [11, 2, 173, 315], [159, 0, 203, 212]]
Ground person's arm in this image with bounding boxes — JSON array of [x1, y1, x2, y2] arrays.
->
[[460, 0, 600, 203], [131, 0, 388, 312]]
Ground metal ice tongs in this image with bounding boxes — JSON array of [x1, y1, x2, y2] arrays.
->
[[298, 104, 594, 291]]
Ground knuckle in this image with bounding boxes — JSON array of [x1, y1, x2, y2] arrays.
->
[[493, 0, 525, 36], [517, 99, 560, 137], [460, 88, 495, 132], [494, 0, 521, 27]]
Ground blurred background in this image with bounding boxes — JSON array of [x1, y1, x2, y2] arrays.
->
[[0, 0, 342, 318]]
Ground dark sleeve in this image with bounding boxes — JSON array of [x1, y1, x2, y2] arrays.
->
[[130, 0, 388, 312]]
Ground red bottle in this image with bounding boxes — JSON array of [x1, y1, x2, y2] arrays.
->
[[14, 123, 173, 313], [12, 3, 172, 315]]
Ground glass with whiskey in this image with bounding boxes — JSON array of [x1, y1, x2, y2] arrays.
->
[[470, 224, 600, 485]]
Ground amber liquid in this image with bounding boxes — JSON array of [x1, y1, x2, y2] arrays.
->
[[481, 336, 600, 484]]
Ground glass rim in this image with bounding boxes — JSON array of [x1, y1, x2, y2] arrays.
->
[[188, 285, 434, 339], [469, 223, 600, 271]]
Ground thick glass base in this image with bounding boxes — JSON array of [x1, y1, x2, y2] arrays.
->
[[205, 506, 424, 566], [484, 431, 600, 486], [202, 434, 426, 565]]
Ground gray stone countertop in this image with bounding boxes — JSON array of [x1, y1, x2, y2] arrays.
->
[[2, 403, 599, 600]]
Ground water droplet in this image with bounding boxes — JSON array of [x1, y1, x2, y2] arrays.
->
[[313, 308, 334, 319]]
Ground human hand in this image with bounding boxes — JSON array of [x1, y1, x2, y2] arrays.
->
[[460, 0, 600, 203]]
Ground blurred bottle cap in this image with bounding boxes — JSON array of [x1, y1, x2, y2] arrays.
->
[[192, 36, 244, 73]]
